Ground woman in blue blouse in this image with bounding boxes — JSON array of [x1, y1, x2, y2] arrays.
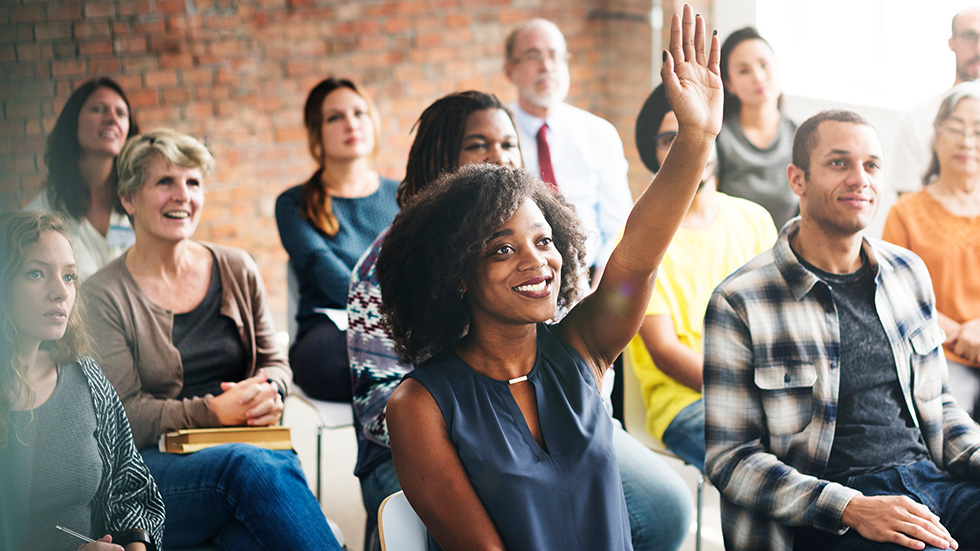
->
[[379, 9, 722, 549], [276, 78, 399, 401]]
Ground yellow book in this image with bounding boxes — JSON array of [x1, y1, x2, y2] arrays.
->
[[158, 426, 293, 454]]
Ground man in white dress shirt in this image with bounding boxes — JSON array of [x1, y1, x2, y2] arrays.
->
[[503, 18, 634, 276], [892, 6, 980, 195]]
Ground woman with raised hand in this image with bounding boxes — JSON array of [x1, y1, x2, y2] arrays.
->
[[883, 82, 980, 417], [0, 211, 164, 551], [717, 27, 798, 229], [379, 7, 722, 549], [25, 77, 140, 281], [83, 129, 341, 550], [276, 77, 399, 401]]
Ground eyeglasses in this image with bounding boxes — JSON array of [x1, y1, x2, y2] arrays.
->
[[938, 123, 980, 142], [654, 131, 677, 150], [512, 50, 572, 66]]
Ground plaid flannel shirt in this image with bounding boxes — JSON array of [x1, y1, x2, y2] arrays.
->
[[703, 219, 980, 551]]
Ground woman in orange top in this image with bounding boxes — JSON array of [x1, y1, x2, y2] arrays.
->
[[883, 82, 980, 416]]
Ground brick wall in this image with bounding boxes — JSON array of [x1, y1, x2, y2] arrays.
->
[[0, 0, 710, 329]]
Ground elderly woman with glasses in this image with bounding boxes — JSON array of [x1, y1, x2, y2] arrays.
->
[[884, 82, 980, 418]]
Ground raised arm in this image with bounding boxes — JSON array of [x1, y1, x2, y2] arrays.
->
[[560, 6, 723, 372]]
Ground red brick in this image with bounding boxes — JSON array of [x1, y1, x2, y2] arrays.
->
[[74, 21, 110, 39], [158, 0, 187, 13], [79, 40, 113, 56], [48, 5, 83, 21], [10, 136, 45, 155], [10, 6, 44, 23], [186, 102, 213, 118], [144, 70, 178, 88], [119, 1, 154, 16], [126, 89, 159, 108], [83, 4, 116, 18], [51, 58, 85, 77], [161, 53, 194, 68], [112, 21, 133, 35], [162, 88, 191, 103], [34, 22, 72, 40], [89, 58, 122, 74], [52, 41, 76, 57], [135, 20, 167, 34], [0, 45, 13, 62], [182, 68, 214, 85], [115, 36, 147, 54]]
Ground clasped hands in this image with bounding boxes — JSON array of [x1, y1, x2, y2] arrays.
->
[[210, 373, 283, 427]]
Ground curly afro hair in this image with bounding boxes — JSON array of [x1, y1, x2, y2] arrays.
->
[[376, 163, 586, 365]]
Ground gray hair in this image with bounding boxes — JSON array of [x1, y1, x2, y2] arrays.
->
[[924, 81, 980, 185], [116, 128, 215, 199]]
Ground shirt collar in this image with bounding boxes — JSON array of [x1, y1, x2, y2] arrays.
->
[[773, 217, 884, 301]]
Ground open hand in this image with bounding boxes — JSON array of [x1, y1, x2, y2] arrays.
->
[[661, 5, 723, 139], [842, 494, 957, 550]]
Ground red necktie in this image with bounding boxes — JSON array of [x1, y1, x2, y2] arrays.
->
[[536, 123, 558, 192]]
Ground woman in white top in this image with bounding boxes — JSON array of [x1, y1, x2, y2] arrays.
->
[[25, 77, 139, 281]]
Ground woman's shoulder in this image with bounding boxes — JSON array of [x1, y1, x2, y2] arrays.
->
[[84, 254, 132, 294], [201, 242, 259, 276]]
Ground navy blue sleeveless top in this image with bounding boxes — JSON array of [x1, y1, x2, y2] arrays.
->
[[406, 323, 632, 551]]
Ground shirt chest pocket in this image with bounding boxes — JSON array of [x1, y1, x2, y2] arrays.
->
[[909, 324, 946, 404], [755, 363, 818, 436]]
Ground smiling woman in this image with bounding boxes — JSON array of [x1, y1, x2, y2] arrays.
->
[[83, 129, 342, 550], [24, 78, 141, 281], [376, 8, 724, 549]]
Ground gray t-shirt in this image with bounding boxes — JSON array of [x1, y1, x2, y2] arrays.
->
[[795, 253, 931, 482], [2, 362, 102, 550], [716, 114, 799, 230]]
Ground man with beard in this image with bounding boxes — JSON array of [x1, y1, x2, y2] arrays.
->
[[703, 109, 980, 551], [627, 84, 776, 473], [892, 6, 980, 195], [504, 18, 634, 279]]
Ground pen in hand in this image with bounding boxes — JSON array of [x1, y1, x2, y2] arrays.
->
[[55, 525, 95, 543]]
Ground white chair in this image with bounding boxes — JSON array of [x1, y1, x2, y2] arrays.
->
[[622, 349, 705, 551], [378, 491, 427, 551], [282, 265, 356, 501]]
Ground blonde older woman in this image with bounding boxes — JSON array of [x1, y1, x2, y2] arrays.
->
[[884, 82, 980, 418], [84, 129, 341, 550]]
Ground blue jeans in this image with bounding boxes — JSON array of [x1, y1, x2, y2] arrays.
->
[[661, 399, 706, 473], [794, 460, 980, 550], [614, 423, 694, 551], [358, 426, 693, 551], [142, 444, 341, 551]]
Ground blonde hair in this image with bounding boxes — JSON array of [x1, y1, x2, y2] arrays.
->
[[117, 128, 216, 200], [0, 211, 91, 448]]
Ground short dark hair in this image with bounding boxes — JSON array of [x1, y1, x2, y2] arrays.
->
[[377, 164, 586, 365], [399, 91, 514, 208], [44, 77, 140, 218], [635, 84, 671, 173], [720, 27, 776, 119], [792, 109, 874, 176]]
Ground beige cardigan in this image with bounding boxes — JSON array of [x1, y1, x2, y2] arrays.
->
[[84, 242, 291, 449]]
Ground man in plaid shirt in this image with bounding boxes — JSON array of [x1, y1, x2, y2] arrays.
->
[[703, 109, 980, 551]]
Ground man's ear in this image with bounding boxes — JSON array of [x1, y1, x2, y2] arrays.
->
[[504, 61, 515, 81], [787, 163, 806, 198]]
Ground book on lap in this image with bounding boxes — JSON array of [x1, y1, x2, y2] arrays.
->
[[159, 426, 293, 454]]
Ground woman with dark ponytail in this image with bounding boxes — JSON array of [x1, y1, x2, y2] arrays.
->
[[275, 77, 399, 401]]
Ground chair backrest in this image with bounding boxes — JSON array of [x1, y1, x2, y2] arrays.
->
[[378, 491, 427, 551], [622, 346, 671, 453]]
